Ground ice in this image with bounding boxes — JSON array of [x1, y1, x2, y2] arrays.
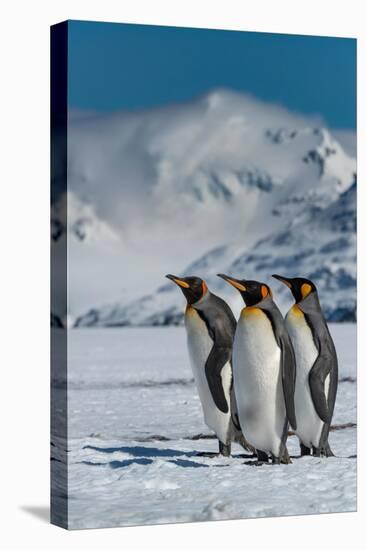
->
[[57, 324, 356, 529]]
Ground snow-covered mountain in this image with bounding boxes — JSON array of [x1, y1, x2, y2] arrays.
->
[[51, 192, 119, 243], [51, 89, 356, 326], [76, 180, 356, 327]]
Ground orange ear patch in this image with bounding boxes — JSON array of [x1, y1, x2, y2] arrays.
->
[[202, 280, 208, 294], [261, 285, 269, 299], [301, 283, 312, 299]]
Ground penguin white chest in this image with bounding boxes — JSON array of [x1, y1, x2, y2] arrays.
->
[[233, 308, 285, 456], [184, 306, 232, 444], [285, 306, 329, 448]]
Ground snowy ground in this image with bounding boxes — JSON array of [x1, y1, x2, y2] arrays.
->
[[53, 324, 356, 529]]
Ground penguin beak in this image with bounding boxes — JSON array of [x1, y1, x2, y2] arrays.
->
[[217, 274, 247, 292], [272, 274, 292, 289], [165, 274, 190, 289]]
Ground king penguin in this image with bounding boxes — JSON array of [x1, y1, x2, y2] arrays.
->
[[166, 274, 254, 457], [217, 275, 297, 464], [272, 275, 338, 457]]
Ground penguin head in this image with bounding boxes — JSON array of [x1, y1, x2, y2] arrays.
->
[[165, 274, 208, 305], [217, 274, 272, 306], [272, 274, 317, 303]]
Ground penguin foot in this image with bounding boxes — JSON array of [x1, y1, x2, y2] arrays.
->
[[300, 443, 311, 456], [246, 450, 270, 465], [278, 455, 292, 465], [278, 446, 292, 464], [312, 444, 335, 458], [271, 455, 293, 465], [219, 441, 231, 457], [268, 444, 292, 465], [323, 442, 335, 457], [256, 449, 269, 463]]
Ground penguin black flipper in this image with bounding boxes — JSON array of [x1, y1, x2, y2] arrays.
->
[[307, 323, 337, 424], [308, 346, 332, 423], [297, 294, 338, 426], [204, 344, 231, 414], [195, 294, 236, 415], [279, 331, 297, 430], [261, 302, 297, 430]]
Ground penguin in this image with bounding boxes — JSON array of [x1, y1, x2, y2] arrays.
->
[[272, 275, 338, 457], [217, 275, 297, 464], [165, 274, 254, 457]]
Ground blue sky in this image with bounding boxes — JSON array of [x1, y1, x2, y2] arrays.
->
[[68, 20, 356, 129]]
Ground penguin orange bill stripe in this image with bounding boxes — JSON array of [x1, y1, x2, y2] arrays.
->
[[165, 274, 190, 289], [272, 274, 292, 288], [172, 279, 190, 289], [217, 274, 247, 292]]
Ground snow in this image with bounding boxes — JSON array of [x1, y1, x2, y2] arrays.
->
[[52, 323, 357, 529]]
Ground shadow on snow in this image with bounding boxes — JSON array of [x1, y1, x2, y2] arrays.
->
[[81, 445, 236, 468], [80, 457, 213, 469], [83, 444, 198, 458], [82, 458, 153, 469]]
